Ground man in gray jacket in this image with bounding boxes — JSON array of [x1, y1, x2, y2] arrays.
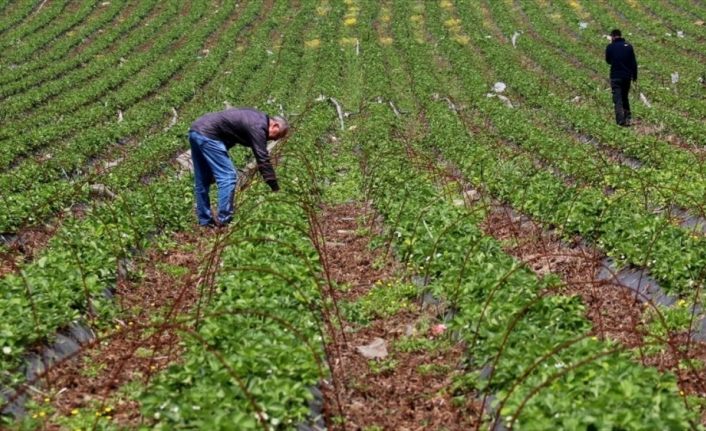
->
[[188, 108, 288, 226]]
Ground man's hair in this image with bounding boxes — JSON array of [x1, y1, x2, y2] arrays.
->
[[272, 115, 289, 138], [610, 29, 622, 37]]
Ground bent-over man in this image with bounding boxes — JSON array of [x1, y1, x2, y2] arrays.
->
[[605, 29, 638, 126], [188, 108, 288, 227]]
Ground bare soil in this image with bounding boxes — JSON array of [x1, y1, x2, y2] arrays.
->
[[480, 207, 645, 347], [422, 141, 706, 413], [28, 230, 221, 429], [318, 202, 480, 430], [0, 205, 87, 278]]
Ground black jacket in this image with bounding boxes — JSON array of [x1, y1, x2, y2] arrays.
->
[[191, 108, 278, 190], [605, 38, 638, 81]]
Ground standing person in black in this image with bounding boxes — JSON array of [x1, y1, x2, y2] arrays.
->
[[605, 29, 638, 126]]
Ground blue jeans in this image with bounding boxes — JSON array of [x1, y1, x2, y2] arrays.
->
[[188, 130, 238, 225]]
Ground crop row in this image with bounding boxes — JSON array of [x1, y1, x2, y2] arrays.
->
[[439, 0, 705, 151], [1, 0, 339, 237], [0, 174, 195, 387], [0, 1, 197, 152], [141, 106, 335, 430], [369, 101, 694, 429], [571, 1, 706, 133], [0, 0, 307, 247], [0, 0, 213, 169], [488, 0, 706, 154], [0, 0, 163, 103], [1, 1, 99, 65], [443, 2, 706, 215], [0, 1, 260, 232], [668, 0, 706, 22], [389, 0, 705, 296], [135, 2, 351, 427], [604, 0, 706, 49], [520, 0, 706, 138], [0, 1, 160, 93], [101, 0, 327, 191], [0, 2, 36, 36], [2, 1, 704, 429], [0, 1, 69, 53], [426, 1, 698, 286], [545, 0, 706, 73], [2, 1, 125, 69], [461, 0, 706, 191], [0, 0, 302, 388], [353, 10, 695, 426]]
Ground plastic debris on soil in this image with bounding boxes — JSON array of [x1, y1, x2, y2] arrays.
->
[[492, 82, 506, 93], [176, 150, 193, 173], [297, 386, 326, 431], [511, 31, 520, 48], [487, 82, 514, 108], [356, 338, 388, 359], [597, 258, 675, 307], [430, 324, 447, 337]]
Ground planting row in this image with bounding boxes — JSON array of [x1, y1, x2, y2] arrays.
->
[[108, 2, 351, 427], [394, 0, 706, 297], [345, 7, 696, 427], [0, 1, 160, 94], [0, 0, 169, 117], [4, 1, 342, 427], [0, 0, 225, 171], [0, 1, 265, 232], [2, 1, 121, 67], [352, 66, 694, 431], [448, 0, 706, 210], [0, 0, 303, 388]]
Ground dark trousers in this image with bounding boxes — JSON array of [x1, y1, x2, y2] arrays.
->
[[610, 78, 632, 125]]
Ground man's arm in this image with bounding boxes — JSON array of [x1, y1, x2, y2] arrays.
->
[[605, 45, 612, 64], [629, 46, 638, 81], [250, 128, 279, 191]]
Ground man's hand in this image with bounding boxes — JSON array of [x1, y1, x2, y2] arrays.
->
[[267, 179, 280, 192]]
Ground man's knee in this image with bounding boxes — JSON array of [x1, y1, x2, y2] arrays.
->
[[215, 173, 237, 189], [194, 182, 209, 194]]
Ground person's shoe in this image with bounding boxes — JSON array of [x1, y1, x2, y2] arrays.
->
[[199, 221, 217, 229], [217, 218, 232, 227]]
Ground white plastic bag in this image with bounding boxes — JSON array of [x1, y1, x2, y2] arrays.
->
[[511, 31, 520, 48]]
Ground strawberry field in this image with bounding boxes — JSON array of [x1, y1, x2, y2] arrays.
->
[[1, 1, 706, 429]]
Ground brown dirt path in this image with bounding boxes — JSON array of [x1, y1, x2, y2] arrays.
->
[[425, 147, 706, 405], [21, 229, 226, 429], [0, 205, 87, 278], [318, 202, 480, 430]]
